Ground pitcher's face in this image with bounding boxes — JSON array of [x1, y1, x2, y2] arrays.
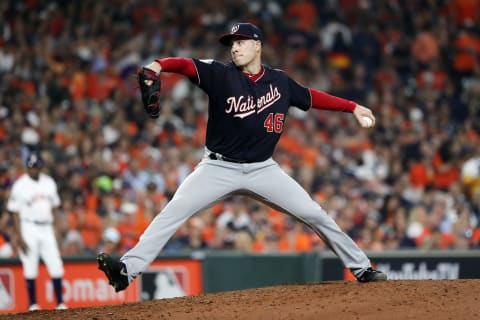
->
[[230, 39, 261, 68]]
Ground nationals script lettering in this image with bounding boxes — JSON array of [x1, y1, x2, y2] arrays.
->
[[225, 84, 281, 118]]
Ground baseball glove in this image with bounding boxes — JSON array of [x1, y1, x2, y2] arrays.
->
[[137, 67, 161, 118]]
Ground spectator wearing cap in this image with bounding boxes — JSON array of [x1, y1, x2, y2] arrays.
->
[[97, 227, 121, 255], [61, 230, 84, 256], [116, 201, 142, 254]]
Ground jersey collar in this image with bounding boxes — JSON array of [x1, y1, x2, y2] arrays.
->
[[243, 65, 265, 82]]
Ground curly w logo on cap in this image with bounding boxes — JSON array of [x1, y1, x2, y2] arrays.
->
[[219, 23, 264, 46]]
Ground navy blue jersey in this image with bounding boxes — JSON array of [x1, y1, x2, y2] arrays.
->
[[191, 59, 311, 162]]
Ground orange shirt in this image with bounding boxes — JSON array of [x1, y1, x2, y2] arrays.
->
[[68, 209, 103, 251], [294, 232, 312, 252], [117, 222, 138, 254], [301, 145, 319, 168], [432, 154, 460, 188], [416, 70, 448, 90], [278, 236, 290, 251], [285, 1, 317, 32], [251, 240, 265, 252], [409, 162, 431, 187], [134, 208, 151, 237], [448, 0, 480, 26], [453, 32, 480, 72], [70, 71, 87, 101], [471, 228, 480, 246]]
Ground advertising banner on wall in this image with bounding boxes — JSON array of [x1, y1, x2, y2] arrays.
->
[[321, 253, 480, 281], [0, 258, 202, 314]]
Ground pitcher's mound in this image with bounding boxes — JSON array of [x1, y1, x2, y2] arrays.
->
[[4, 279, 480, 320]]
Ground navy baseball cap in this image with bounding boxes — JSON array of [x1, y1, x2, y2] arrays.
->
[[25, 152, 43, 168], [219, 23, 264, 46]]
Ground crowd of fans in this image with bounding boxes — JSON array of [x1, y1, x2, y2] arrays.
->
[[1, 0, 480, 259]]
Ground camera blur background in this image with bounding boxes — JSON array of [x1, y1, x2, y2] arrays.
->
[[0, 0, 480, 259]]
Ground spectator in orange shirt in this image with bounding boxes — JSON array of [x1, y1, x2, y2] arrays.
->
[[415, 60, 448, 91], [452, 28, 480, 78], [69, 68, 87, 101], [252, 223, 287, 253], [86, 68, 121, 102], [409, 153, 434, 189], [289, 223, 313, 252], [116, 202, 141, 254], [432, 141, 461, 190], [471, 227, 480, 248], [67, 195, 103, 253], [420, 227, 455, 250], [284, 0, 317, 33], [448, 0, 480, 27]]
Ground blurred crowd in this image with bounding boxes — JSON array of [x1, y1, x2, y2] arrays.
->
[[1, 0, 480, 259]]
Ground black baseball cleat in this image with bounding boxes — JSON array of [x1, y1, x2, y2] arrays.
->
[[355, 267, 387, 283], [97, 252, 129, 292]]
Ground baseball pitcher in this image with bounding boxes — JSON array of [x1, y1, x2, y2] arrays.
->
[[98, 23, 387, 292]]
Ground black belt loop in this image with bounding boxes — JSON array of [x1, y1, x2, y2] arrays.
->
[[208, 151, 246, 164], [208, 153, 219, 160]]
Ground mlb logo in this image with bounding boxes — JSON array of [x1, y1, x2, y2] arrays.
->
[[140, 267, 187, 300], [0, 270, 14, 309]]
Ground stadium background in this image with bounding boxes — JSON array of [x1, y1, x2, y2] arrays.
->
[[0, 0, 480, 315]]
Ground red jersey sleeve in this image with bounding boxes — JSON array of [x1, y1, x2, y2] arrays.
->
[[155, 57, 198, 78], [309, 88, 356, 113]]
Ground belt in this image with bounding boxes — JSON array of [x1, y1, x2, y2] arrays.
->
[[23, 219, 52, 226], [208, 152, 247, 164]]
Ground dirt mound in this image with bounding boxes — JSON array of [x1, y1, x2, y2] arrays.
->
[[3, 279, 479, 320]]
